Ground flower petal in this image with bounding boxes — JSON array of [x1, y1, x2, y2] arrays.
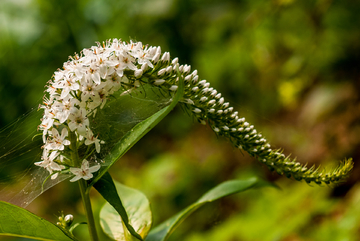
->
[[70, 175, 82, 182], [89, 164, 101, 173]]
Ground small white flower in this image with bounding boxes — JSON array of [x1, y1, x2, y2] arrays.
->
[[118, 52, 137, 71], [85, 61, 101, 85], [70, 160, 101, 182], [52, 75, 80, 99], [93, 87, 109, 109], [46, 85, 57, 96], [81, 78, 98, 102], [105, 72, 123, 92], [35, 150, 64, 179], [39, 115, 54, 142], [68, 108, 89, 136], [46, 128, 71, 151], [85, 131, 105, 153], [53, 99, 80, 124], [131, 46, 154, 68], [35, 150, 58, 168]]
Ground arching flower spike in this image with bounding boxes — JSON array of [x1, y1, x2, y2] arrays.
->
[[37, 39, 353, 185]]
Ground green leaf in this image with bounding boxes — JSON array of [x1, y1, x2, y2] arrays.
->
[[98, 177, 152, 241], [0, 201, 75, 241], [88, 75, 184, 190], [145, 177, 272, 241], [94, 172, 145, 241]]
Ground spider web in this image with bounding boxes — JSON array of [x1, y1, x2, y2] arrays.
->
[[0, 84, 173, 208]]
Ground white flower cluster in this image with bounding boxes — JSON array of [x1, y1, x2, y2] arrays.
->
[[36, 39, 175, 180]]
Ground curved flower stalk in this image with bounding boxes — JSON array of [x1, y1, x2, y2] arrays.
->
[[181, 79, 353, 185], [37, 38, 353, 185]]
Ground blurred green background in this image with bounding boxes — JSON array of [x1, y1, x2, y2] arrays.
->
[[0, 0, 360, 240]]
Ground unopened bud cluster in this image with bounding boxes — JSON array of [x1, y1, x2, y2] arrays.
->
[[57, 213, 73, 228], [179, 65, 353, 185], [37, 39, 352, 184]]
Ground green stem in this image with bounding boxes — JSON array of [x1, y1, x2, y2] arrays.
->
[[78, 179, 99, 241], [69, 130, 99, 241]]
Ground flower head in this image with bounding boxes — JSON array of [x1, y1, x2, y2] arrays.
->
[[38, 39, 180, 181]]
